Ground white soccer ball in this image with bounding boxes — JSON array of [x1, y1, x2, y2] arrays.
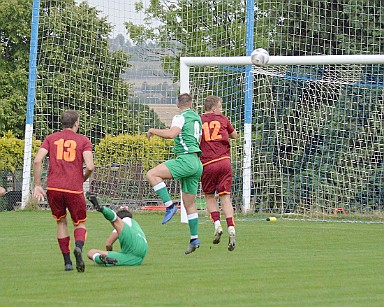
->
[[251, 48, 270, 66]]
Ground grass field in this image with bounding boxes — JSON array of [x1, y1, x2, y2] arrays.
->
[[1, 210, 383, 306]]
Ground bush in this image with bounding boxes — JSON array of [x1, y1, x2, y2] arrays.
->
[[94, 133, 174, 173], [0, 131, 41, 172]]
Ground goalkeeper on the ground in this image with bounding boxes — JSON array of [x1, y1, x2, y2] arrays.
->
[[86, 193, 148, 266]]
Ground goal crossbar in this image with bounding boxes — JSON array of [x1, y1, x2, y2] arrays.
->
[[181, 54, 384, 91]]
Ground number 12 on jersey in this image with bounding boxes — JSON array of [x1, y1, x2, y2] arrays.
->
[[202, 121, 222, 142]]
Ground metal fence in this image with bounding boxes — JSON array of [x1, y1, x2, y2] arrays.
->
[[0, 169, 23, 211]]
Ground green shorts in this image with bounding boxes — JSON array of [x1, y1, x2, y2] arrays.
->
[[164, 154, 203, 194], [107, 223, 148, 266]]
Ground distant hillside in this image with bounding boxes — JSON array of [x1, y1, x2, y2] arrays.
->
[[147, 104, 179, 127], [109, 35, 178, 105]]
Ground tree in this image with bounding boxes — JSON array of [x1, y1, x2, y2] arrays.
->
[[126, 0, 253, 81], [35, 0, 159, 140], [127, 0, 384, 74], [0, 0, 31, 138], [257, 0, 384, 56], [0, 0, 164, 139]]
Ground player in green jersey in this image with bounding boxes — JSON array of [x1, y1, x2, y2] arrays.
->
[[146, 93, 203, 254], [86, 193, 148, 266]]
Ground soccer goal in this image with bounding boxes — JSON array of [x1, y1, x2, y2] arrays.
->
[[20, 0, 384, 222], [180, 54, 384, 221]]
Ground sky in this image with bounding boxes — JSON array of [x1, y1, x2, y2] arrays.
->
[[77, 0, 148, 36]]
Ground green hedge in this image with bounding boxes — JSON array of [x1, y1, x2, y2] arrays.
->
[[0, 132, 41, 172], [0, 132, 174, 174], [94, 133, 174, 173]]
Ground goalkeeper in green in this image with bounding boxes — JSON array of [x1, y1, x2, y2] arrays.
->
[[86, 193, 148, 266]]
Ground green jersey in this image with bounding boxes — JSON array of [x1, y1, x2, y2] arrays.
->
[[171, 108, 202, 155], [108, 216, 148, 266]]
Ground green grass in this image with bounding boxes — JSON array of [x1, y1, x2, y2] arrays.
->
[[1, 211, 384, 306]]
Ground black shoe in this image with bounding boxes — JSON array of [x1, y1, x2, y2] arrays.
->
[[74, 247, 85, 272], [64, 263, 73, 271], [86, 192, 103, 212], [99, 254, 118, 265]]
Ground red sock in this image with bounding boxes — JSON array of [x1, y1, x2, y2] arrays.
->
[[74, 227, 87, 250], [58, 236, 70, 254], [210, 211, 221, 223], [74, 227, 87, 242], [226, 217, 235, 227]]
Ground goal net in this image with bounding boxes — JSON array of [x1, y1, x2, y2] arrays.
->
[[182, 59, 383, 221], [22, 0, 383, 221], [252, 63, 383, 221]]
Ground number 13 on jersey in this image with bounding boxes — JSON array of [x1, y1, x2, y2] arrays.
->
[[54, 138, 77, 162]]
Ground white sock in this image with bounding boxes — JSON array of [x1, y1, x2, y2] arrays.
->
[[228, 226, 235, 234], [214, 220, 221, 229], [93, 253, 101, 262]]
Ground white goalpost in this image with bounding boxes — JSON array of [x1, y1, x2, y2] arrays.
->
[[180, 54, 384, 215]]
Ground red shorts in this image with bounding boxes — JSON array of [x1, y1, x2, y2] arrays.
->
[[201, 158, 232, 195], [47, 190, 87, 225]]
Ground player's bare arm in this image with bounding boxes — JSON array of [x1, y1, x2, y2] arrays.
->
[[146, 126, 181, 140], [229, 129, 238, 139], [105, 231, 118, 251], [33, 147, 48, 201], [83, 150, 95, 182]]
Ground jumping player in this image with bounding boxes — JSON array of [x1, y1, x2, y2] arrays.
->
[[146, 93, 203, 254], [200, 96, 238, 251]]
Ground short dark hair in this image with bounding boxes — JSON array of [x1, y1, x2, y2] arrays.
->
[[116, 206, 133, 219], [204, 96, 222, 112], [61, 110, 79, 129], [178, 93, 193, 108]]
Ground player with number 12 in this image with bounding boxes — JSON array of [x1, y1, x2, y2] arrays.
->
[[200, 96, 238, 251]]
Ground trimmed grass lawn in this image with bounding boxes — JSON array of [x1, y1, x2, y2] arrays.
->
[[1, 210, 383, 306]]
